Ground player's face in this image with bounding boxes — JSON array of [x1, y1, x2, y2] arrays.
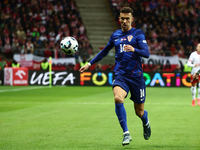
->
[[196, 43, 200, 53], [119, 13, 134, 32]]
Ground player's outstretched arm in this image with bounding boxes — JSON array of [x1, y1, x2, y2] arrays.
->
[[79, 63, 90, 74]]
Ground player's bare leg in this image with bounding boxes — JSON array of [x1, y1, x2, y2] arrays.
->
[[113, 86, 132, 146], [134, 103, 151, 140]]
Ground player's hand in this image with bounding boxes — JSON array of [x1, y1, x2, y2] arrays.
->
[[191, 73, 199, 82], [124, 45, 135, 52], [194, 63, 199, 67], [79, 64, 90, 74]]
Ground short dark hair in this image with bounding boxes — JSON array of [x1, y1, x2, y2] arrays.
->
[[120, 7, 134, 16]]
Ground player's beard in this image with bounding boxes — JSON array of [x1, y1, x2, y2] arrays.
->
[[121, 23, 130, 32]]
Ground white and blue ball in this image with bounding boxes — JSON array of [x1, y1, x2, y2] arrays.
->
[[60, 37, 78, 55]]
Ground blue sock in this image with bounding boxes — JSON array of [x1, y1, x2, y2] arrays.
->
[[115, 103, 128, 132], [140, 110, 149, 125]]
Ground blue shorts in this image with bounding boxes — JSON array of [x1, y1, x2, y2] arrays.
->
[[112, 75, 146, 104]]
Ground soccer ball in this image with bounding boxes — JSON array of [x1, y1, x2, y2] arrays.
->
[[60, 37, 78, 55]]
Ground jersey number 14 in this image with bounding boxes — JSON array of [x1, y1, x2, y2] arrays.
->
[[120, 44, 126, 53]]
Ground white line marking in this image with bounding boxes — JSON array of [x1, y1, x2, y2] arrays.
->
[[0, 86, 48, 93], [0, 102, 190, 106], [65, 102, 190, 106]]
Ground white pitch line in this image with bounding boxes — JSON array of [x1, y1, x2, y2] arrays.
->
[[0, 86, 48, 93], [65, 102, 190, 106], [0, 102, 190, 106]]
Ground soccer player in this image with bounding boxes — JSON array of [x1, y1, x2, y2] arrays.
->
[[79, 7, 151, 146], [187, 43, 200, 106]]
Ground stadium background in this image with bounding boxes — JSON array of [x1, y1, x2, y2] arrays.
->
[[0, 0, 199, 87]]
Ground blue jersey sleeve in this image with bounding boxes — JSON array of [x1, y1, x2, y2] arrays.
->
[[90, 34, 114, 65], [134, 30, 150, 58]]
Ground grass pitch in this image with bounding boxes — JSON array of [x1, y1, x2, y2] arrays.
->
[[0, 86, 200, 150]]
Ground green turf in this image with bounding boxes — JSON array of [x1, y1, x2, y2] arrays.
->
[[0, 86, 200, 150]]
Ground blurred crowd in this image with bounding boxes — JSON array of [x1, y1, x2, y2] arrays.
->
[[109, 0, 200, 58], [1, 0, 200, 71], [0, 0, 93, 61]]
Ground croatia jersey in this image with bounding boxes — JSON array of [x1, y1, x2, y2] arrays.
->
[[187, 51, 200, 75], [90, 28, 150, 85]]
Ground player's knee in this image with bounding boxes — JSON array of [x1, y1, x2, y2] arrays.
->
[[114, 95, 123, 103], [191, 86, 196, 95], [191, 90, 195, 95]]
